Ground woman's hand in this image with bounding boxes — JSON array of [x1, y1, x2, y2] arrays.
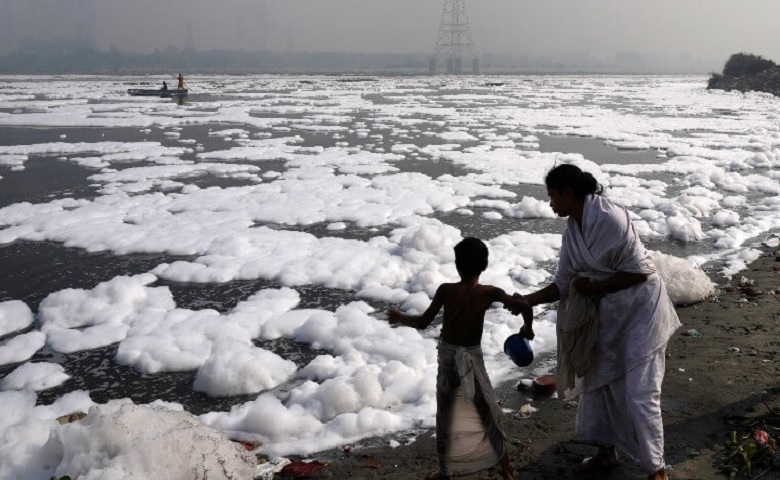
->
[[505, 293, 530, 315], [574, 272, 649, 296], [573, 277, 600, 295]]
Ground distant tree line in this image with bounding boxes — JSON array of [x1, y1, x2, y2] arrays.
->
[[0, 40, 718, 75], [708, 52, 780, 96], [0, 41, 430, 74]]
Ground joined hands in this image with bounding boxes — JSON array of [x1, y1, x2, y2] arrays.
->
[[505, 293, 534, 340]]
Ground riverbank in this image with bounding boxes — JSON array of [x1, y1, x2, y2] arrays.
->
[[707, 52, 780, 97], [279, 246, 780, 479]]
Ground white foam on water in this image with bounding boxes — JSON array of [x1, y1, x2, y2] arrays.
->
[[0, 300, 34, 336], [0, 362, 70, 392], [0, 332, 46, 366], [0, 74, 777, 474]]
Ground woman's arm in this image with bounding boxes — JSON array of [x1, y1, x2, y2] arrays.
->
[[573, 271, 648, 296], [521, 283, 561, 307], [387, 286, 444, 329]]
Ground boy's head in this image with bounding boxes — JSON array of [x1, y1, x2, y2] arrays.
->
[[454, 237, 488, 277]]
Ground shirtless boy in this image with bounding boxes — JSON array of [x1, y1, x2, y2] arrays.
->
[[388, 237, 533, 480]]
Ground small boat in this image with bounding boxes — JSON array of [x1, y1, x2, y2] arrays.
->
[[127, 88, 188, 97]]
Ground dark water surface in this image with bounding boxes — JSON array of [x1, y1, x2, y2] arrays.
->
[[0, 83, 728, 416]]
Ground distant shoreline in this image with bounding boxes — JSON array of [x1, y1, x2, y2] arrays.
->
[[0, 48, 718, 76], [707, 52, 780, 96]]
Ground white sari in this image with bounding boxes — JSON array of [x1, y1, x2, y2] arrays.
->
[[553, 194, 680, 393], [553, 194, 681, 474]]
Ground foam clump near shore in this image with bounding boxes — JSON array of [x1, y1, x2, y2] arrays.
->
[[0, 394, 256, 479], [650, 250, 715, 306]]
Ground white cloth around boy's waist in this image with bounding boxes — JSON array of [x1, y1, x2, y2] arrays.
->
[[438, 341, 485, 403]]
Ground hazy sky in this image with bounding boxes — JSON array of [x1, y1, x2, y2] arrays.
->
[[2, 0, 780, 63]]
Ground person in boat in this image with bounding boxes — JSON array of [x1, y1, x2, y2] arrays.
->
[[388, 237, 532, 480], [507, 164, 679, 480], [177, 73, 184, 90], [161, 81, 168, 91]]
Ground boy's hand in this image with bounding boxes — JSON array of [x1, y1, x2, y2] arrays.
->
[[387, 308, 404, 325], [519, 324, 535, 340], [505, 295, 531, 316]]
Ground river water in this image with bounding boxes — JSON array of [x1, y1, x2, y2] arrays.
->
[[1, 75, 778, 452]]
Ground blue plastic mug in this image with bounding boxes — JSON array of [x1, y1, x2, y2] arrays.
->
[[504, 334, 534, 367]]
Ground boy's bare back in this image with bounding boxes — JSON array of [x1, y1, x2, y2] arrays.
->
[[388, 281, 532, 346], [439, 281, 533, 347], [387, 237, 533, 347]]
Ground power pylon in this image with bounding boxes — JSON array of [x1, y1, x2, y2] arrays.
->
[[431, 0, 478, 74]]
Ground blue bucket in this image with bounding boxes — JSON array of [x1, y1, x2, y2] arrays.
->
[[504, 334, 534, 367]]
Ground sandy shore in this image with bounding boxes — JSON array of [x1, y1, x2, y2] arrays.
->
[[270, 246, 780, 479]]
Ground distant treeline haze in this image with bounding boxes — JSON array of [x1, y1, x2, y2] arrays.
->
[[0, 40, 718, 75]]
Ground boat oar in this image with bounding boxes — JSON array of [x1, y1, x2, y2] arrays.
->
[[183, 82, 195, 93]]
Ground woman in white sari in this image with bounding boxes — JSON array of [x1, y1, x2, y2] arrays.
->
[[514, 164, 680, 480]]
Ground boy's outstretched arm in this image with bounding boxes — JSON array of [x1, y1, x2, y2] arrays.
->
[[387, 285, 444, 330]]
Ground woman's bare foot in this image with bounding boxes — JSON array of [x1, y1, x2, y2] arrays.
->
[[500, 453, 516, 480], [425, 469, 436, 480], [574, 445, 619, 473], [648, 468, 668, 480], [425, 469, 451, 480]]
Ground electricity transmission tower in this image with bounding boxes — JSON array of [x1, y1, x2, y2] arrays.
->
[[431, 0, 478, 74]]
